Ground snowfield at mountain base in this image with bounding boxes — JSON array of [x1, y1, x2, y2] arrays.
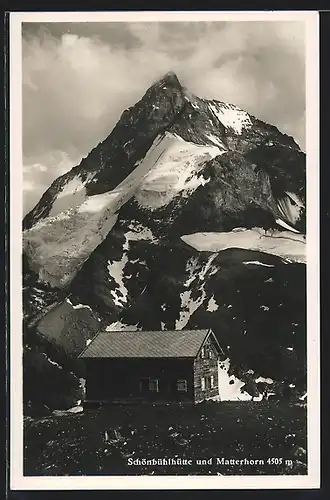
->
[[181, 229, 306, 263]]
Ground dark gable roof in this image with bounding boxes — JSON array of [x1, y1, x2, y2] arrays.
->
[[79, 329, 213, 359]]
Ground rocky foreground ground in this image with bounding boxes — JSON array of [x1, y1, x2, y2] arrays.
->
[[24, 400, 307, 476]]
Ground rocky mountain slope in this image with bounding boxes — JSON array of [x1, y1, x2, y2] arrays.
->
[[22, 72, 306, 411]]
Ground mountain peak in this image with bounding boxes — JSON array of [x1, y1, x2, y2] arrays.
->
[[154, 71, 182, 88], [161, 70, 180, 80]]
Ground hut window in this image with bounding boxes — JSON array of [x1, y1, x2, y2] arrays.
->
[[177, 379, 188, 392], [201, 377, 206, 390], [208, 349, 213, 359], [148, 379, 159, 392], [204, 376, 214, 390], [201, 347, 206, 358]]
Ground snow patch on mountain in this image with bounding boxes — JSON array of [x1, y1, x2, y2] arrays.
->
[[49, 174, 95, 217], [176, 289, 206, 330], [207, 295, 219, 312], [24, 132, 181, 289], [43, 353, 63, 369], [284, 191, 305, 209], [181, 229, 306, 263], [123, 222, 157, 251], [107, 255, 129, 307], [135, 132, 225, 210], [243, 261, 275, 268], [106, 223, 157, 306], [176, 254, 219, 329], [208, 101, 253, 135], [106, 321, 138, 332], [276, 194, 303, 226], [255, 376, 274, 384], [276, 218, 300, 233], [205, 134, 227, 148], [184, 257, 199, 288], [23, 205, 119, 288], [218, 359, 253, 401], [198, 254, 218, 280], [66, 298, 93, 312]]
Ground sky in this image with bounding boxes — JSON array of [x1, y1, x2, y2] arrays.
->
[[22, 20, 306, 216]]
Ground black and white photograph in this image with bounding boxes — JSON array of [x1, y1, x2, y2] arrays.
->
[[10, 11, 320, 490]]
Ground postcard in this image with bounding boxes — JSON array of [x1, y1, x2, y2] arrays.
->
[[9, 10, 320, 490]]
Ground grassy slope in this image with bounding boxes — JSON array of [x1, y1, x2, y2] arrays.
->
[[24, 401, 306, 476]]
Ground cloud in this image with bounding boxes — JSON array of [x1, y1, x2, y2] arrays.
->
[[22, 20, 305, 216]]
